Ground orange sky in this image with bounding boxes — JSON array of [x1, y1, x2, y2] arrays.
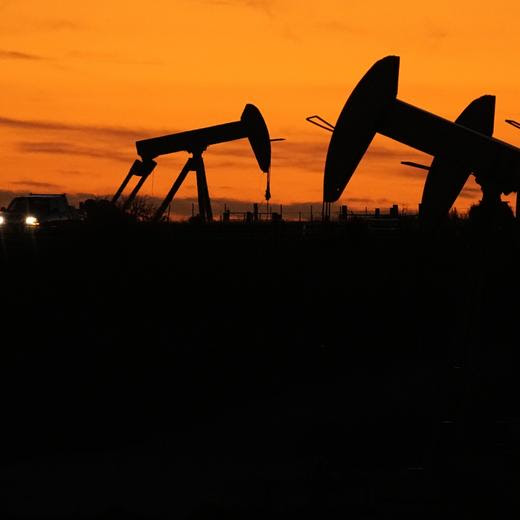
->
[[1, 0, 519, 216]]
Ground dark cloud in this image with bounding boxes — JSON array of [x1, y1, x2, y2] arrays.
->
[[0, 115, 156, 140], [0, 189, 118, 209], [395, 164, 431, 180], [207, 139, 327, 173], [166, 196, 411, 219], [17, 142, 130, 163], [0, 11, 86, 34], [0, 189, 444, 220], [243, 0, 274, 8], [2, 115, 429, 174], [109, 195, 404, 219], [0, 189, 330, 219], [148, 196, 324, 219], [207, 140, 430, 175], [4, 113, 431, 201], [57, 169, 92, 177], [458, 186, 481, 200], [10, 180, 63, 190], [207, 140, 321, 159], [370, 146, 429, 161], [0, 116, 84, 132], [343, 197, 395, 206], [2, 116, 177, 167], [0, 49, 45, 60]]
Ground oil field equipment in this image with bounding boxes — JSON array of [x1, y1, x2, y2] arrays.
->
[[308, 97, 495, 222], [402, 95, 496, 221], [113, 104, 272, 222], [323, 56, 520, 222]]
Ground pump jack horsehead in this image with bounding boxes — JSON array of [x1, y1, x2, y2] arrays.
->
[[323, 56, 520, 223], [113, 104, 275, 222]]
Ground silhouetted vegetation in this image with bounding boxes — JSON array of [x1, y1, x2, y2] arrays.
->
[[468, 199, 515, 230], [120, 195, 160, 222], [80, 197, 129, 224]]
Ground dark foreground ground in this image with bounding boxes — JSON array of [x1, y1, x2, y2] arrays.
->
[[1, 218, 520, 518]]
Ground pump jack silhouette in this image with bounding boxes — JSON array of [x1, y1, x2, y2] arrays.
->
[[320, 56, 520, 223], [401, 117, 520, 217], [307, 97, 496, 221], [113, 104, 273, 222]]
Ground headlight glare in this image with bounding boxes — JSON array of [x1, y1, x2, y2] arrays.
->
[[25, 216, 39, 226]]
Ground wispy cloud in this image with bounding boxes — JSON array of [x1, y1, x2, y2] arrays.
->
[[243, 0, 274, 8], [0, 188, 83, 208], [130, 196, 406, 218], [204, 139, 325, 173], [312, 20, 359, 35], [0, 190, 318, 217], [0, 115, 153, 140], [200, 0, 276, 16], [0, 187, 477, 219], [0, 116, 175, 150], [10, 180, 63, 190], [4, 116, 432, 197], [57, 169, 93, 177], [0, 49, 45, 60], [2, 115, 148, 166], [343, 196, 394, 206], [0, 12, 87, 35], [17, 141, 130, 163], [369, 146, 429, 161], [424, 18, 449, 41], [207, 140, 430, 174], [458, 186, 481, 200]]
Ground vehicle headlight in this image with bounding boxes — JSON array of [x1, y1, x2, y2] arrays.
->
[[25, 216, 39, 226], [0, 216, 4, 225]]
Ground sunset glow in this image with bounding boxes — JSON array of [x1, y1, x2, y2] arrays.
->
[[1, 0, 519, 216]]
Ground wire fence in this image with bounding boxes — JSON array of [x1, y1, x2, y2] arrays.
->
[[218, 203, 420, 223]]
